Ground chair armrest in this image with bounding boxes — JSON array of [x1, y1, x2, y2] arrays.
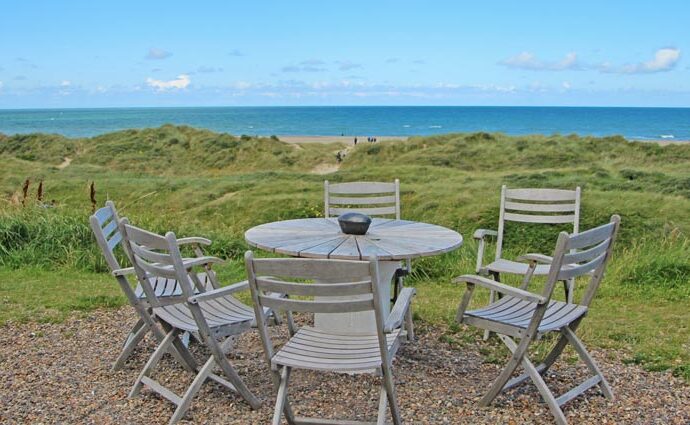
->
[[177, 237, 212, 246], [112, 267, 135, 277], [384, 287, 416, 333], [188, 280, 249, 303], [181, 256, 225, 269], [516, 253, 554, 264], [473, 229, 498, 240], [474, 229, 498, 274], [452, 274, 546, 304]]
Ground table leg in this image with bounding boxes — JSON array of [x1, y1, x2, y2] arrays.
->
[[314, 261, 399, 335]]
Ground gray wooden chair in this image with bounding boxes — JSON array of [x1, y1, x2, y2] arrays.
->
[[89, 201, 216, 370], [246, 251, 415, 425], [456, 215, 620, 425], [118, 220, 263, 424], [324, 179, 410, 303], [475, 186, 581, 323]]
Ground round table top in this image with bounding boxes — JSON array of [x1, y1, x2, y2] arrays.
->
[[245, 218, 463, 261]]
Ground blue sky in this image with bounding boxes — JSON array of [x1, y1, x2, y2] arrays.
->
[[1, 0, 689, 108]]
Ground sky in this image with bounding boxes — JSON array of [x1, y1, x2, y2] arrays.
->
[[1, 0, 689, 108]]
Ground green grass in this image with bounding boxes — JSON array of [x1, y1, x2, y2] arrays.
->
[[1, 126, 688, 379]]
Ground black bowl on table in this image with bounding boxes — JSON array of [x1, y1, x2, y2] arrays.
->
[[337, 212, 372, 235]]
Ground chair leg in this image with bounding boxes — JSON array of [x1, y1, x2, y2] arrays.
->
[[272, 367, 291, 425], [112, 319, 150, 371], [404, 305, 415, 342], [521, 351, 569, 425], [499, 335, 568, 425], [130, 328, 179, 398], [382, 365, 402, 425], [206, 336, 262, 409], [562, 326, 614, 400], [168, 356, 215, 425], [377, 384, 388, 425], [563, 280, 575, 304], [504, 332, 570, 391], [479, 334, 530, 406], [483, 272, 500, 340]]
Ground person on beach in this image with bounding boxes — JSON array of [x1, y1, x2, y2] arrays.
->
[[354, 137, 358, 145]]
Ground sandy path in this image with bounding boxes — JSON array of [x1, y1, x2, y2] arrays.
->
[[57, 157, 72, 169]]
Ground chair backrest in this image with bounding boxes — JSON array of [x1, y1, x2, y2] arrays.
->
[[541, 215, 620, 307], [496, 185, 581, 259], [119, 220, 197, 304], [245, 251, 390, 367], [89, 201, 125, 272], [324, 180, 400, 219]]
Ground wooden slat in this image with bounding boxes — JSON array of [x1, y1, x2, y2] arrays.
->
[[558, 253, 607, 280], [329, 195, 397, 205], [93, 206, 113, 225], [567, 222, 616, 250], [123, 224, 169, 250], [107, 232, 122, 251], [136, 259, 179, 279], [504, 212, 576, 224], [259, 295, 374, 313], [130, 242, 175, 265], [505, 188, 577, 202], [563, 238, 610, 264], [140, 376, 182, 406], [327, 235, 361, 260], [556, 375, 601, 406], [298, 236, 349, 258], [252, 257, 371, 280], [504, 201, 577, 213], [256, 277, 373, 296], [329, 182, 396, 194], [329, 206, 397, 216], [101, 219, 118, 239]]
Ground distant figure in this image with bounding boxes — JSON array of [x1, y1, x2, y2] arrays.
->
[[373, 137, 377, 143], [367, 137, 372, 143], [335, 151, 343, 163], [354, 137, 358, 145]]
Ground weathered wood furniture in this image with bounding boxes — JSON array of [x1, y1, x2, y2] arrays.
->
[[324, 179, 410, 303], [475, 186, 581, 341], [245, 217, 462, 335], [89, 201, 215, 370], [246, 252, 415, 425], [118, 220, 264, 425], [456, 215, 620, 425]]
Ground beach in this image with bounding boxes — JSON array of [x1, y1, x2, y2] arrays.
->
[[278, 135, 408, 144]]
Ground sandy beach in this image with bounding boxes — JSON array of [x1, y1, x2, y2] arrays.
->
[[278, 135, 408, 144]]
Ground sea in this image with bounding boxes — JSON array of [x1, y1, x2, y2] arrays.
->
[[1, 106, 689, 141]]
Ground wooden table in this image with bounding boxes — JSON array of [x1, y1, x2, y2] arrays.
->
[[245, 218, 463, 334]]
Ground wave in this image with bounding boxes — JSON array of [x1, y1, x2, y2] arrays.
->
[[660, 134, 674, 139]]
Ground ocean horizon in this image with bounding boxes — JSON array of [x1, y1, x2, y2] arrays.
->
[[1, 106, 689, 141]]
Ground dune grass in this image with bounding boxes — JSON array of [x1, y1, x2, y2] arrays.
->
[[1, 127, 688, 379]]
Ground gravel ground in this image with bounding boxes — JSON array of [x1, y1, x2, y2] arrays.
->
[[1, 308, 688, 424]]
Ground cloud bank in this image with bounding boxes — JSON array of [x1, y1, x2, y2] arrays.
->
[[600, 48, 680, 74], [500, 52, 580, 71]]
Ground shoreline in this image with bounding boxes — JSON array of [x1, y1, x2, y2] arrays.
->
[[277, 134, 688, 145]]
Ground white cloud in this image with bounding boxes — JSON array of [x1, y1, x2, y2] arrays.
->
[[228, 49, 244, 57], [146, 74, 191, 91], [60, 80, 71, 87], [0, 81, 3, 89], [562, 81, 572, 90], [501, 52, 580, 71], [146, 47, 172, 60], [600, 48, 680, 74], [385, 58, 399, 64]]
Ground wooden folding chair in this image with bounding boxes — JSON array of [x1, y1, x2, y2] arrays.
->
[[456, 215, 620, 425], [324, 179, 411, 303], [119, 220, 263, 424], [89, 201, 216, 371], [246, 251, 416, 425], [475, 186, 581, 339]]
